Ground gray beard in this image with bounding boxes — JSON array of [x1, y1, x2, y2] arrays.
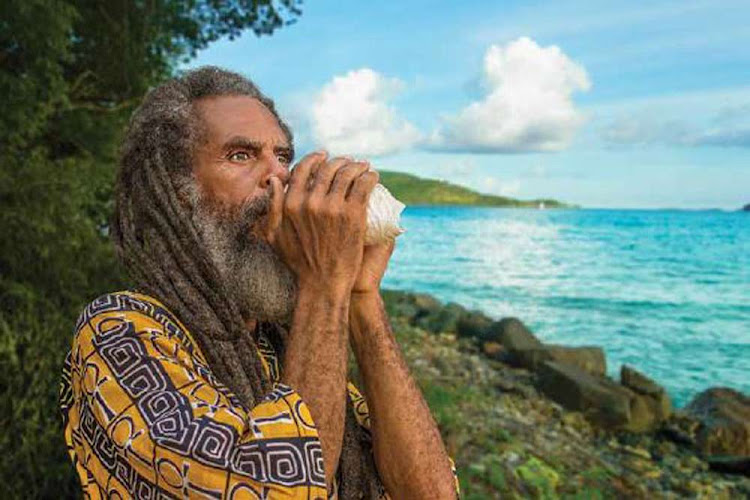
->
[[183, 180, 299, 327]]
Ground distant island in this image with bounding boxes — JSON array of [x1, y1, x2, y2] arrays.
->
[[378, 170, 576, 208], [743, 203, 750, 211]]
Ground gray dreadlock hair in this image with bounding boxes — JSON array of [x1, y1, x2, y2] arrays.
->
[[111, 66, 380, 498]]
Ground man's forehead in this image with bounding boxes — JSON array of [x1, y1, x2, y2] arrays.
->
[[195, 95, 288, 147]]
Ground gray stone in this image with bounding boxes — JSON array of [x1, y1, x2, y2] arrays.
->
[[456, 310, 493, 340], [537, 361, 634, 429], [621, 365, 664, 397], [621, 365, 672, 424], [516, 345, 606, 375], [685, 387, 750, 457], [537, 361, 669, 432], [412, 293, 442, 314], [487, 317, 543, 359]]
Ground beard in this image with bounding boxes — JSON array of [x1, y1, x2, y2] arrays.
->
[[180, 179, 299, 327]]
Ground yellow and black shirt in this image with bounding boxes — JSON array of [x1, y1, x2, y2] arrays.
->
[[60, 291, 459, 499]]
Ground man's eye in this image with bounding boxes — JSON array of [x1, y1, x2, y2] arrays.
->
[[277, 154, 292, 165], [228, 151, 252, 162]]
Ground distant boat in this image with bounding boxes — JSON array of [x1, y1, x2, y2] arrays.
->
[[538, 201, 546, 210]]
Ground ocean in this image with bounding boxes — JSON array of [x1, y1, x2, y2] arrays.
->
[[382, 207, 750, 408]]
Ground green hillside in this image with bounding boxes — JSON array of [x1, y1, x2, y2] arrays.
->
[[378, 170, 575, 208]]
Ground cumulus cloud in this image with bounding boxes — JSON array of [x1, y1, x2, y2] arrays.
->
[[430, 37, 591, 153], [310, 68, 421, 156]]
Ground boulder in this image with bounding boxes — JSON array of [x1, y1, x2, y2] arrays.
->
[[621, 365, 663, 396], [684, 387, 750, 457], [516, 345, 606, 376], [621, 365, 671, 423], [537, 361, 633, 429], [486, 318, 543, 364], [412, 293, 442, 315], [456, 309, 493, 340], [537, 361, 665, 432]]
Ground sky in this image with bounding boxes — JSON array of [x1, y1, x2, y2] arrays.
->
[[184, 0, 750, 209]]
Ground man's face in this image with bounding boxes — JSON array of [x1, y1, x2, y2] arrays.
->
[[183, 95, 298, 325]]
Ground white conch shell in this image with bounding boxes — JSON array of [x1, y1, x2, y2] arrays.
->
[[281, 178, 406, 244], [364, 183, 406, 245]]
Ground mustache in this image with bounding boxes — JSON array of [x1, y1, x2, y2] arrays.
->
[[239, 191, 271, 226]]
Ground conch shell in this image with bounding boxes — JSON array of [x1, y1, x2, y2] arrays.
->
[[281, 177, 406, 244], [364, 183, 406, 245]]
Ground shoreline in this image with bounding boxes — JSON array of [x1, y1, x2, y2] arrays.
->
[[377, 287, 750, 496]]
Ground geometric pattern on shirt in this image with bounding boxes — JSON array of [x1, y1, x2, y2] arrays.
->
[[61, 291, 331, 499], [90, 299, 326, 487]]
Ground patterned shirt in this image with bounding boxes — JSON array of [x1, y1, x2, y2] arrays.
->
[[60, 291, 460, 499]]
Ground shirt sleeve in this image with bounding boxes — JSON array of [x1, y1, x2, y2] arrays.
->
[[346, 382, 462, 499], [69, 307, 329, 499]]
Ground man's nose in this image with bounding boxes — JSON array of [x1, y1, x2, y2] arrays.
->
[[262, 155, 291, 189]]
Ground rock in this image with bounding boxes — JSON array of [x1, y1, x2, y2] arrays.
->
[[685, 387, 750, 457], [495, 377, 536, 399], [621, 365, 663, 397], [412, 293, 442, 314], [537, 361, 634, 429], [456, 310, 493, 340], [537, 361, 668, 432], [621, 366, 672, 428], [659, 425, 696, 447], [486, 317, 543, 365], [481, 341, 506, 360], [516, 345, 606, 375], [415, 301, 466, 334]]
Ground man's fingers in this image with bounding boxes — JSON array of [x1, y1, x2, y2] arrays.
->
[[310, 156, 352, 197], [288, 151, 327, 198], [265, 176, 284, 246], [328, 162, 370, 198], [348, 170, 380, 204]]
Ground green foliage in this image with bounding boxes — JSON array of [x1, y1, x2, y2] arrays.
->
[[0, 1, 301, 496], [516, 457, 561, 499], [379, 170, 576, 208]]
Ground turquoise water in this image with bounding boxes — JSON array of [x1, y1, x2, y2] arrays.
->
[[382, 207, 750, 407]]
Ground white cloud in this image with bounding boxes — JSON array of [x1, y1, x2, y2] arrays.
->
[[310, 68, 421, 157], [601, 103, 750, 148], [430, 37, 591, 153]]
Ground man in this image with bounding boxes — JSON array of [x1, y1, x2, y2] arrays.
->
[[59, 66, 459, 499]]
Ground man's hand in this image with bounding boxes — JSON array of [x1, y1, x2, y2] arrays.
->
[[266, 151, 378, 295], [351, 239, 396, 295]]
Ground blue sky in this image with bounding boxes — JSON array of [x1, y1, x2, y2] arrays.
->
[[185, 0, 750, 209]]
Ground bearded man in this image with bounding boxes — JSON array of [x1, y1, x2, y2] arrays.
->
[[59, 66, 459, 499]]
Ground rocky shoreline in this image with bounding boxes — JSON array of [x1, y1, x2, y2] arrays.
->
[[366, 289, 750, 498]]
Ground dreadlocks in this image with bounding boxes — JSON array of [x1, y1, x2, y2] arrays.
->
[[111, 66, 379, 499]]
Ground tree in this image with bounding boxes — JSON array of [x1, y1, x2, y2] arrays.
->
[[0, 1, 301, 496]]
